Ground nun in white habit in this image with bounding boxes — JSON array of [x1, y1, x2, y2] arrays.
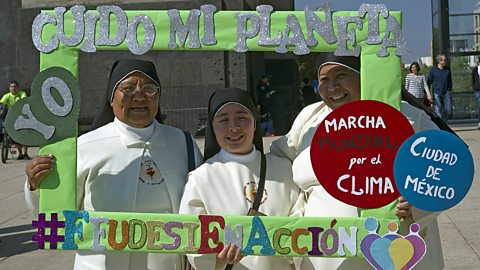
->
[[25, 59, 202, 270], [270, 53, 444, 270], [180, 88, 304, 270]]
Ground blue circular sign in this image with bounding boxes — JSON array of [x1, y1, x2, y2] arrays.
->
[[394, 130, 474, 211]]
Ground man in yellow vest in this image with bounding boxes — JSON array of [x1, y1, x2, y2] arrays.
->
[[0, 81, 29, 159]]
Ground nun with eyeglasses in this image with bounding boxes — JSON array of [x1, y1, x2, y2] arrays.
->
[[25, 59, 202, 270]]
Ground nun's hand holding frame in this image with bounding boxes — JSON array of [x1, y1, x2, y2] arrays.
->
[[9, 3, 408, 257]]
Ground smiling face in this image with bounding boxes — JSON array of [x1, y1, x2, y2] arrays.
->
[[212, 103, 255, 155], [411, 64, 418, 74], [318, 64, 360, 110], [110, 72, 159, 128]]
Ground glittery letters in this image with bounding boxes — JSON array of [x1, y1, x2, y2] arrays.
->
[[62, 210, 89, 250], [198, 215, 225, 254], [304, 3, 336, 46], [242, 216, 275, 255]]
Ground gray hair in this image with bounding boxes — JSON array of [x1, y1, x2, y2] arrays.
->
[[436, 54, 446, 62]]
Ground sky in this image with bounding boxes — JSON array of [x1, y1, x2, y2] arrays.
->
[[294, 0, 433, 64]]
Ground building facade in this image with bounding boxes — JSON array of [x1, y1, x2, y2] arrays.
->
[[2, 0, 299, 135], [432, 0, 479, 121]]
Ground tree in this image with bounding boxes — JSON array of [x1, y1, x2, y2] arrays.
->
[[449, 56, 471, 92]]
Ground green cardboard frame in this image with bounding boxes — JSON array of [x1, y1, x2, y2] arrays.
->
[[33, 8, 403, 255]]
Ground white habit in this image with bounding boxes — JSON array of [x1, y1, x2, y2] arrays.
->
[[25, 118, 202, 270], [270, 101, 444, 270], [180, 148, 304, 270]]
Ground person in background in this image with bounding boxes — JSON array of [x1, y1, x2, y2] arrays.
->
[[405, 62, 432, 105], [270, 53, 443, 270], [260, 109, 275, 136], [0, 80, 29, 159], [471, 56, 480, 130], [25, 59, 202, 270], [427, 54, 453, 122], [0, 103, 7, 143], [301, 77, 320, 107], [256, 74, 277, 136], [180, 88, 303, 270], [312, 79, 319, 97]]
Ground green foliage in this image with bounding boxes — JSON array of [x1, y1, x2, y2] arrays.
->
[[406, 58, 471, 93], [449, 56, 471, 92], [422, 65, 432, 78]]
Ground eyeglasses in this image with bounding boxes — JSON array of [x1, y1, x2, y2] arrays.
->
[[440, 59, 447, 62], [117, 83, 159, 96]]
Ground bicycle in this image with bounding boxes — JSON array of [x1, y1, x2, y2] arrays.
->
[[1, 126, 19, 163]]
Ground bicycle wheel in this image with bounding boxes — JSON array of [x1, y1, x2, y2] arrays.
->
[[9, 142, 19, 160], [1, 135, 8, 163]]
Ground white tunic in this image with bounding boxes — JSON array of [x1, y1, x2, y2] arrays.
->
[[179, 148, 304, 270], [25, 118, 203, 270], [270, 101, 444, 270]]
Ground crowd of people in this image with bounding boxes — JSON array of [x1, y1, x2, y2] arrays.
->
[[18, 53, 455, 270]]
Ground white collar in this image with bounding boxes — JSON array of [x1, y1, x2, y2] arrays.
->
[[218, 146, 257, 163], [113, 117, 154, 141]]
